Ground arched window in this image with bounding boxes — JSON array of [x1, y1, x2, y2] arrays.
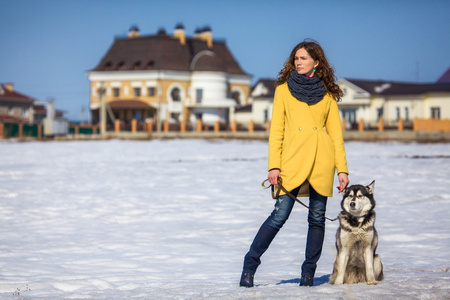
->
[[171, 87, 181, 102], [231, 91, 241, 105]]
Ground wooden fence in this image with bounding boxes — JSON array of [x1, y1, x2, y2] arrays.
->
[[1, 117, 449, 139]]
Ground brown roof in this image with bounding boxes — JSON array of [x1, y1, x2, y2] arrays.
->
[[437, 67, 450, 83], [345, 79, 450, 96], [109, 100, 150, 109], [0, 84, 35, 104], [91, 32, 248, 75]]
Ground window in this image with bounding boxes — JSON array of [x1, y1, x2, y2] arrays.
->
[[134, 87, 141, 97], [104, 62, 112, 70], [146, 61, 155, 69], [148, 87, 156, 96], [196, 89, 203, 103], [405, 107, 409, 121], [133, 61, 141, 70], [231, 91, 241, 105], [396, 107, 400, 121], [171, 88, 181, 101], [117, 61, 125, 70], [113, 88, 120, 97], [377, 107, 384, 119], [431, 107, 441, 119]]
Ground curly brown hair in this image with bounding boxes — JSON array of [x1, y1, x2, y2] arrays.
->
[[275, 40, 343, 102]]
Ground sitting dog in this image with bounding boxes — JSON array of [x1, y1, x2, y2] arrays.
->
[[330, 180, 384, 285]]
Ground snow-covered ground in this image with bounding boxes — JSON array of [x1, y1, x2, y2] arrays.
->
[[0, 139, 449, 299]]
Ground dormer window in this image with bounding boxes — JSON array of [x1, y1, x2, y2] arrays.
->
[[104, 62, 112, 71], [146, 61, 155, 70], [117, 61, 126, 70], [133, 61, 141, 70]]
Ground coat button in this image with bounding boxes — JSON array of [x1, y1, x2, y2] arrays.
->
[[298, 127, 302, 131], [313, 127, 317, 130]]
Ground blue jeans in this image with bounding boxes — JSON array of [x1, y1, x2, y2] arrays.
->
[[266, 185, 327, 230], [242, 184, 328, 275]]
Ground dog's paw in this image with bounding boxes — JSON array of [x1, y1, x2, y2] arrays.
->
[[367, 280, 378, 285], [333, 279, 344, 285]]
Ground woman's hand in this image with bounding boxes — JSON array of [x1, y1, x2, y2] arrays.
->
[[268, 169, 281, 186], [336, 173, 349, 193]]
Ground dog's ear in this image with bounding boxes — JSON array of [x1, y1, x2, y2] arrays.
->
[[366, 180, 375, 195]]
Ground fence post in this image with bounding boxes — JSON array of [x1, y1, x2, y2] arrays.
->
[[378, 117, 384, 132], [358, 119, 364, 132], [196, 119, 202, 132], [37, 123, 42, 140], [180, 120, 186, 133], [115, 120, 120, 132], [214, 120, 220, 132], [341, 117, 346, 132], [147, 120, 153, 134], [75, 125, 80, 135], [398, 117, 404, 131], [248, 120, 254, 132], [19, 123, 23, 139], [266, 120, 271, 132], [231, 120, 237, 132], [0, 122, 4, 139], [164, 120, 169, 132], [131, 119, 137, 133]]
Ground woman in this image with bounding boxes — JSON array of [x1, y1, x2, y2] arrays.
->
[[240, 40, 349, 287]]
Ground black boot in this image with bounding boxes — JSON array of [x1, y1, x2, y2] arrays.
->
[[300, 226, 325, 286], [300, 274, 314, 286], [240, 220, 279, 287], [239, 270, 254, 287]]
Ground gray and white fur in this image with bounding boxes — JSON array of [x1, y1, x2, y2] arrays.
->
[[330, 180, 384, 285]]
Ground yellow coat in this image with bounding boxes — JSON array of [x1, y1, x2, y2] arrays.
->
[[268, 83, 349, 197]]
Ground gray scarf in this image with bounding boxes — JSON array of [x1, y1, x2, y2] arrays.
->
[[287, 70, 326, 104]]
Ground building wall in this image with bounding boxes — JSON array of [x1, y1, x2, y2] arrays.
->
[[88, 70, 250, 125]]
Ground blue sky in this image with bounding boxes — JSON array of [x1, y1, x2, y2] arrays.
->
[[1, 0, 449, 121]]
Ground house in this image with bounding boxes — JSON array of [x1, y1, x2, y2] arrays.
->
[[338, 78, 450, 129], [240, 72, 450, 131], [87, 24, 251, 128], [0, 83, 35, 123], [235, 78, 275, 128]]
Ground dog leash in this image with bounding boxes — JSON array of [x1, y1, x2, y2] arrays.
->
[[261, 178, 338, 222]]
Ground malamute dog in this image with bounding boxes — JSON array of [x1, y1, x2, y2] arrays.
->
[[330, 180, 384, 285]]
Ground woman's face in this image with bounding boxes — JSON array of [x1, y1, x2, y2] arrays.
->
[[294, 48, 319, 77]]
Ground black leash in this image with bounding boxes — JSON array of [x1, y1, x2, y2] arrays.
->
[[261, 178, 338, 222]]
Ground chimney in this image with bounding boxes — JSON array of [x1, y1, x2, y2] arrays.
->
[[174, 23, 186, 46], [194, 26, 213, 48], [128, 25, 140, 39], [4, 82, 14, 92], [201, 26, 213, 48]]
